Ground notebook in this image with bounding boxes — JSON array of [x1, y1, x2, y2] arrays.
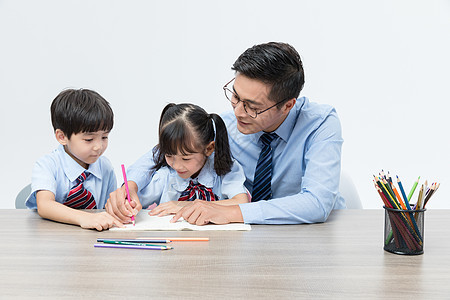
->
[[110, 210, 251, 231]]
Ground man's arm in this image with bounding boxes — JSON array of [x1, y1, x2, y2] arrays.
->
[[240, 113, 344, 224]]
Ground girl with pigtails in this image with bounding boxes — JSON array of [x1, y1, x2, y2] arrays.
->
[[140, 103, 249, 217]]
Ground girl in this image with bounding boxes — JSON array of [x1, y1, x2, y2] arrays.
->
[[142, 103, 249, 216]]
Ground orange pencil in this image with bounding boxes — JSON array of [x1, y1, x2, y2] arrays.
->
[[392, 184, 407, 210], [137, 237, 209, 241]]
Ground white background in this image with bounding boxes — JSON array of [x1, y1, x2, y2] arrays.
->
[[1, 0, 449, 209]]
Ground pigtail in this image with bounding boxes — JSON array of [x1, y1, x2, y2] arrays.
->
[[209, 113, 232, 176], [152, 103, 177, 171], [158, 103, 177, 133]]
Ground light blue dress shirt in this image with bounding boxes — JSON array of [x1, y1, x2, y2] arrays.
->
[[135, 154, 247, 208], [222, 97, 345, 224], [25, 145, 117, 209]]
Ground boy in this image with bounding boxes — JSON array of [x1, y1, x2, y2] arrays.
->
[[26, 89, 122, 231]]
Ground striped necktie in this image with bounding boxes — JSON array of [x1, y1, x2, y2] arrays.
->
[[252, 132, 277, 202], [178, 180, 219, 202], [64, 171, 97, 209]]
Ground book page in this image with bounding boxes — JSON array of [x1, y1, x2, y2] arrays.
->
[[110, 210, 251, 231]]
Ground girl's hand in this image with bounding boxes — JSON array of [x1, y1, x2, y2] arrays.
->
[[149, 201, 192, 217], [79, 212, 123, 231], [105, 183, 141, 223]]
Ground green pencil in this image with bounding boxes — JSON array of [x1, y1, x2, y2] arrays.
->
[[407, 176, 420, 202]]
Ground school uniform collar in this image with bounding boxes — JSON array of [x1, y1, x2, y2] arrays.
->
[[57, 144, 102, 182], [170, 155, 216, 192]]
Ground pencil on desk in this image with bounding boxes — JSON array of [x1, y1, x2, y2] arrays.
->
[[101, 240, 172, 248], [94, 243, 172, 250], [121, 164, 135, 226], [136, 237, 210, 241], [97, 238, 172, 243]]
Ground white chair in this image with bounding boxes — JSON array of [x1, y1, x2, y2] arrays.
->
[[339, 170, 362, 209], [15, 184, 31, 209]]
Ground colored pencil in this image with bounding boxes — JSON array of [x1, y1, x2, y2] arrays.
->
[[136, 237, 210, 241], [375, 171, 440, 252], [423, 183, 437, 207], [395, 176, 419, 236], [97, 238, 171, 243], [396, 176, 411, 210], [407, 176, 420, 202], [375, 177, 400, 209], [382, 178, 398, 205], [101, 240, 172, 248], [392, 183, 407, 210], [94, 243, 172, 250], [415, 184, 424, 211], [121, 164, 135, 226], [375, 172, 423, 247]]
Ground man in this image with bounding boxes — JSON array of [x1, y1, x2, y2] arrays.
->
[[106, 42, 345, 225]]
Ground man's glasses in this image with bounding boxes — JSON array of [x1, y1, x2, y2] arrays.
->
[[223, 78, 288, 119]]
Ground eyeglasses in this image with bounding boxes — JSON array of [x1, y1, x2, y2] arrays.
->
[[223, 78, 288, 119]]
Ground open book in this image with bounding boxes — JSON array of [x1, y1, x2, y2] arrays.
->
[[110, 210, 251, 231]]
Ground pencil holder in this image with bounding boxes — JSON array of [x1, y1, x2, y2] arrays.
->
[[383, 205, 426, 255]]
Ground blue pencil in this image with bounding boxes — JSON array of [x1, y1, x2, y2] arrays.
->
[[97, 238, 171, 243], [94, 243, 172, 250], [396, 176, 411, 210]]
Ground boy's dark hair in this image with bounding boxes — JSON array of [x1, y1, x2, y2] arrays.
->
[[232, 42, 305, 108], [50, 89, 114, 138], [153, 103, 232, 176]]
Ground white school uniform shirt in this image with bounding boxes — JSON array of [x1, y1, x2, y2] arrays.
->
[[136, 154, 247, 208], [25, 144, 117, 209]]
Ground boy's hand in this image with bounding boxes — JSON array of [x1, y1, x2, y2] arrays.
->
[[105, 183, 142, 223], [79, 212, 124, 231], [148, 201, 191, 217]]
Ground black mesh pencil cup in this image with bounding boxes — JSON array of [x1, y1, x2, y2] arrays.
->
[[383, 205, 426, 255]]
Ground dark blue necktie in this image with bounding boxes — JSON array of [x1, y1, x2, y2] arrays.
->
[[252, 132, 277, 202]]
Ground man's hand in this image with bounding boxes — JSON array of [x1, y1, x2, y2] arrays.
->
[[105, 182, 142, 223], [171, 200, 244, 225]]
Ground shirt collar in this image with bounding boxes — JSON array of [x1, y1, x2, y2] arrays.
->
[[253, 97, 305, 144], [57, 144, 102, 181], [170, 155, 216, 191]]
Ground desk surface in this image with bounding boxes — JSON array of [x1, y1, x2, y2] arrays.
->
[[1, 209, 450, 299]]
